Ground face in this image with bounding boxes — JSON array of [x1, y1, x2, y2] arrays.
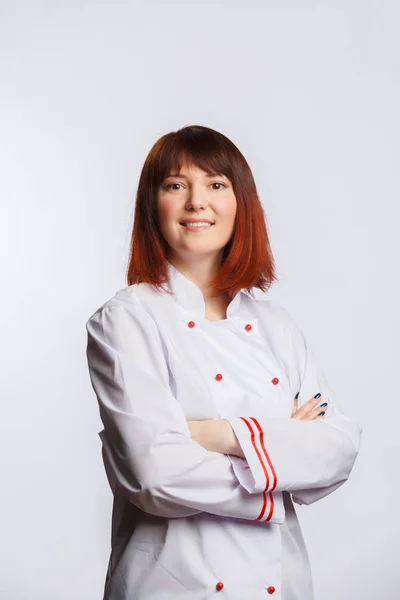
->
[[156, 162, 237, 265]]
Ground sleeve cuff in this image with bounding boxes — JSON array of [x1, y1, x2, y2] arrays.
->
[[227, 416, 278, 494], [224, 452, 285, 523]]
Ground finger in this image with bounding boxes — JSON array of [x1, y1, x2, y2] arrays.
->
[[294, 398, 325, 421], [298, 395, 322, 410], [308, 394, 322, 405], [315, 408, 326, 419], [311, 403, 327, 413], [309, 398, 327, 416], [293, 395, 321, 417], [309, 408, 327, 421]]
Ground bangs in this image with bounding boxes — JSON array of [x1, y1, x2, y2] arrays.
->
[[153, 126, 237, 188]]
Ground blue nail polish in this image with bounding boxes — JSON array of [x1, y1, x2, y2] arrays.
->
[[318, 411, 325, 416], [295, 392, 299, 399], [320, 402, 327, 407], [314, 393, 321, 399]]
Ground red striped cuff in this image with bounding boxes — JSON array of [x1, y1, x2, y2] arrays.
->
[[226, 416, 279, 520]]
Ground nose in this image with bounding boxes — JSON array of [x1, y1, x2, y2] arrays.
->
[[185, 185, 209, 211]]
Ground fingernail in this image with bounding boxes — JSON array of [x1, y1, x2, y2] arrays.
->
[[313, 393, 321, 399], [295, 392, 299, 399], [320, 402, 327, 407], [318, 411, 325, 416]]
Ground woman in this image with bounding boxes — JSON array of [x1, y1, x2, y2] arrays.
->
[[85, 125, 362, 600]]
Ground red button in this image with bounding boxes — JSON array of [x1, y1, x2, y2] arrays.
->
[[245, 323, 252, 331], [188, 321, 195, 328], [267, 586, 276, 594], [215, 373, 223, 381], [216, 582, 224, 591], [272, 378, 279, 385]]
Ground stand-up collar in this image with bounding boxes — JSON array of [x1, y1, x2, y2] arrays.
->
[[165, 260, 265, 320]]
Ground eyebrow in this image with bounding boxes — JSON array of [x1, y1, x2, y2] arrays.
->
[[163, 172, 227, 180]]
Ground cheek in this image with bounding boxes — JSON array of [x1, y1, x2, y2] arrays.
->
[[219, 197, 237, 223], [157, 198, 178, 222]]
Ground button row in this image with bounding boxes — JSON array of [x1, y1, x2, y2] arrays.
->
[[187, 320, 252, 332], [187, 319, 276, 596], [214, 373, 279, 385], [215, 581, 276, 594], [187, 321, 279, 386]]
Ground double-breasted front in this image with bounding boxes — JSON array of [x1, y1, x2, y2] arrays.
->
[[85, 260, 362, 599]]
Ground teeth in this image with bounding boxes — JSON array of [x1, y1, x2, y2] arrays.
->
[[182, 222, 212, 227]]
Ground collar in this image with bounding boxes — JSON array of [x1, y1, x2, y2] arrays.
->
[[165, 260, 267, 320]]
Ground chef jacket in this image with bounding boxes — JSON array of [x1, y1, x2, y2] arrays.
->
[[85, 260, 362, 600]]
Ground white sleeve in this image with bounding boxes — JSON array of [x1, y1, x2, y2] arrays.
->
[[226, 308, 362, 506], [85, 298, 285, 522]]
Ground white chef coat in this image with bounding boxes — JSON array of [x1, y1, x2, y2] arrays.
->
[[85, 260, 362, 600]]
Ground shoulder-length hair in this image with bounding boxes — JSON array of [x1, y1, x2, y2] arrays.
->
[[126, 124, 278, 297]]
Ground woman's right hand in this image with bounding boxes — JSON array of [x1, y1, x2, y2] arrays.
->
[[291, 394, 327, 421]]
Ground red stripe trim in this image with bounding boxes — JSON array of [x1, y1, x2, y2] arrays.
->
[[239, 417, 271, 521], [249, 417, 278, 493], [267, 492, 274, 522]]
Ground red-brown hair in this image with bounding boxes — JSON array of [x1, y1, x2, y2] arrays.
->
[[126, 124, 278, 297]]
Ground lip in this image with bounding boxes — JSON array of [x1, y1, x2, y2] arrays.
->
[[180, 222, 214, 232], [179, 219, 215, 225]]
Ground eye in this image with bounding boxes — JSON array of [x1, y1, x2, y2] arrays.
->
[[164, 183, 184, 191], [163, 181, 227, 191]]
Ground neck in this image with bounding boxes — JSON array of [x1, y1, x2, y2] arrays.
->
[[167, 254, 224, 299]]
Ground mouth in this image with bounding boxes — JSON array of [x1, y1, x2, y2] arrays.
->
[[179, 221, 215, 228], [179, 223, 215, 231]]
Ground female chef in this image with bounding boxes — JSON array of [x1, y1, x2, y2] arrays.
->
[[85, 124, 362, 600]]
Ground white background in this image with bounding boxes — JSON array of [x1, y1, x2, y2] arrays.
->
[[1, 1, 398, 598]]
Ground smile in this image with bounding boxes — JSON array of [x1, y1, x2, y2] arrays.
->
[[180, 222, 214, 230]]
